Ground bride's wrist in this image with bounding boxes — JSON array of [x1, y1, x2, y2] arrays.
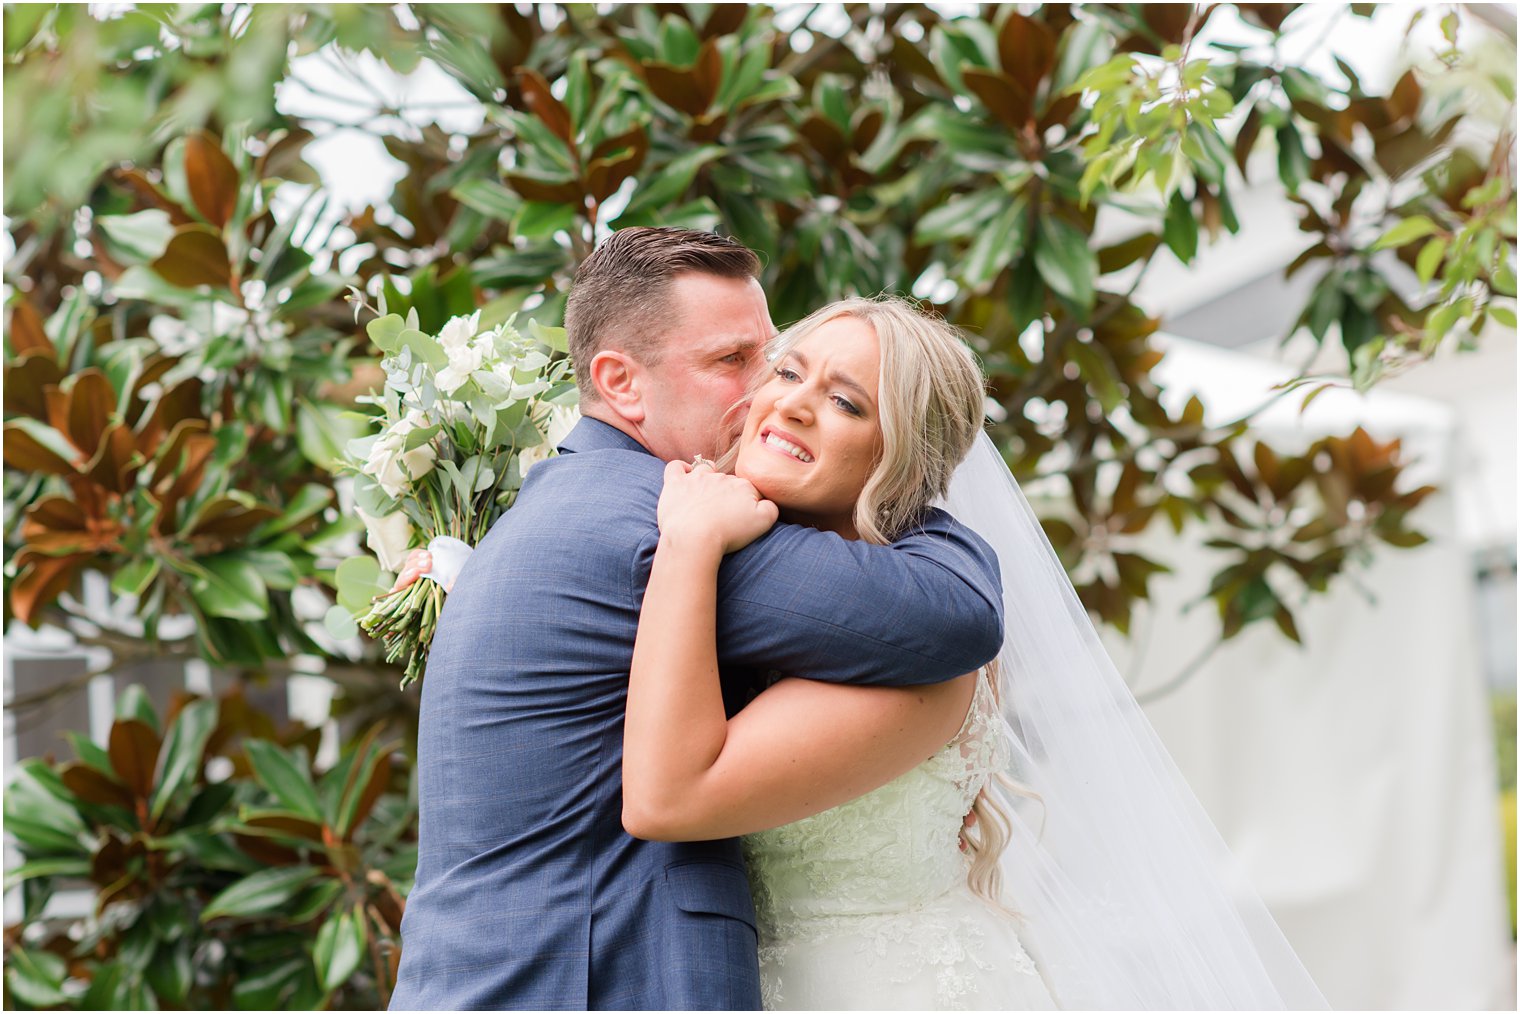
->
[[655, 528, 726, 564]]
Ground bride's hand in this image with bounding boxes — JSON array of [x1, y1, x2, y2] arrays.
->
[[658, 459, 778, 555], [391, 549, 435, 593]]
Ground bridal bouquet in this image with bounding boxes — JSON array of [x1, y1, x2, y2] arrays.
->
[[328, 307, 579, 687]]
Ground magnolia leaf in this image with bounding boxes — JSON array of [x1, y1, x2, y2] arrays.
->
[[190, 555, 269, 621], [201, 865, 320, 922], [1033, 215, 1097, 311], [96, 209, 174, 264], [149, 698, 217, 822], [314, 907, 367, 992], [245, 740, 323, 821], [185, 132, 240, 229], [297, 398, 369, 472]]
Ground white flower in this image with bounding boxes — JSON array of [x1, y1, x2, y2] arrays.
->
[[518, 403, 581, 479], [540, 402, 580, 445], [435, 337, 487, 395], [363, 409, 437, 497], [355, 507, 414, 573], [437, 311, 482, 353]]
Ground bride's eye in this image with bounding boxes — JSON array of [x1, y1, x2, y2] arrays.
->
[[832, 394, 861, 416], [774, 366, 801, 382]]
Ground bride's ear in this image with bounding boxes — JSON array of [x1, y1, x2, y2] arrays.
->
[[587, 349, 647, 425]]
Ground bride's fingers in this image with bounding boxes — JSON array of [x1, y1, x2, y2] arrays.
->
[[390, 550, 433, 592]]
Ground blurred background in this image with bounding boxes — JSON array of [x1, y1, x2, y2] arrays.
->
[[3, 3, 1515, 1009]]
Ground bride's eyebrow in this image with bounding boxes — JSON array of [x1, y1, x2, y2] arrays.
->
[[787, 350, 873, 406], [829, 371, 873, 406]]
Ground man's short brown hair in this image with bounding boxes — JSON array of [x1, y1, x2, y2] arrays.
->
[[564, 227, 761, 401]]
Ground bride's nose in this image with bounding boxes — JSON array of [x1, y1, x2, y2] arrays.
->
[[774, 385, 814, 425]]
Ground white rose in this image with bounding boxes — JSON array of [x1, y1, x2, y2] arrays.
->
[[435, 338, 487, 395], [400, 440, 436, 481], [365, 435, 410, 499], [355, 507, 414, 573], [364, 410, 436, 497], [437, 311, 482, 353]]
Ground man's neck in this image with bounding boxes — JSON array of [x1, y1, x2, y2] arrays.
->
[[580, 403, 652, 454]]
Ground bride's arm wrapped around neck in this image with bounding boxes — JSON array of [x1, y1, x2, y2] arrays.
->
[[622, 459, 979, 842]]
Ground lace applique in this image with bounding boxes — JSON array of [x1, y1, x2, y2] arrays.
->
[[744, 671, 1043, 1010]]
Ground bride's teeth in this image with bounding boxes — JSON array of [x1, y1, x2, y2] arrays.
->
[[764, 432, 813, 462]]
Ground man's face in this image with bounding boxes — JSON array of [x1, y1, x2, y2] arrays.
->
[[634, 273, 775, 463]]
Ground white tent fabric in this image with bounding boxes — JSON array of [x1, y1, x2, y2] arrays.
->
[[1092, 335, 1512, 1009]]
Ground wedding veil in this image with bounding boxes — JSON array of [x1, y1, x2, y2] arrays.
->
[[938, 433, 1329, 1010]]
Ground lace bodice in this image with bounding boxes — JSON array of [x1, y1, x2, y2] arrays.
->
[[743, 669, 1007, 925], [738, 671, 1051, 1010]]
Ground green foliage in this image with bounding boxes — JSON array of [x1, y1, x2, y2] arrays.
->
[[2, 687, 413, 1010], [3, 2, 1514, 1001], [6, 1, 1507, 681]]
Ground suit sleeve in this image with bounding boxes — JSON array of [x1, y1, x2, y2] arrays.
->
[[634, 507, 1005, 688]]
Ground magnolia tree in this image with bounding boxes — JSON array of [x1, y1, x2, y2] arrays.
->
[[2, 3, 1515, 1009]]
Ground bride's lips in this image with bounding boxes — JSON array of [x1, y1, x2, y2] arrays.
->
[[758, 425, 815, 464]]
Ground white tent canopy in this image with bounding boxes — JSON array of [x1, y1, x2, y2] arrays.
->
[[1111, 334, 1511, 1009]]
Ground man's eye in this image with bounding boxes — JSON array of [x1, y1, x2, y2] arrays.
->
[[720, 353, 745, 364]]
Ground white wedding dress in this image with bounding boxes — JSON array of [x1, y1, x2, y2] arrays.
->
[[741, 670, 1060, 1011]]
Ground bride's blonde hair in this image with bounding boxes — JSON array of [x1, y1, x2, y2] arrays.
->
[[720, 294, 1032, 908]]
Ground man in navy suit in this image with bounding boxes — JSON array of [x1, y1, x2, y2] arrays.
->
[[390, 228, 1005, 1010]]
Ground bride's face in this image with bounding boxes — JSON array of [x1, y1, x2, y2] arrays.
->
[[735, 316, 884, 538]]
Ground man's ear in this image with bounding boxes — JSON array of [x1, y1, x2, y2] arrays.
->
[[587, 349, 646, 425]]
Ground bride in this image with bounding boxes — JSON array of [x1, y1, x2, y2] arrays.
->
[[618, 294, 1328, 1010]]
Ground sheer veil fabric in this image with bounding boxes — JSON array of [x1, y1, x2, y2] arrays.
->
[[937, 433, 1328, 1010]]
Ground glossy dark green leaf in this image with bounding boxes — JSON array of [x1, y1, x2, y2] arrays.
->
[[202, 865, 321, 922], [1163, 191, 1199, 263], [1005, 255, 1046, 335], [82, 960, 128, 1011], [514, 200, 577, 240], [246, 739, 323, 821], [287, 878, 345, 924], [3, 855, 90, 889], [914, 189, 1005, 245], [149, 698, 217, 822], [314, 906, 366, 992], [144, 938, 193, 1008], [620, 145, 726, 218], [115, 683, 160, 732], [230, 955, 305, 1009], [5, 765, 88, 853], [1276, 122, 1309, 194], [7, 947, 68, 1008], [296, 398, 369, 473], [190, 554, 270, 621], [961, 196, 1027, 288], [1033, 214, 1097, 311]]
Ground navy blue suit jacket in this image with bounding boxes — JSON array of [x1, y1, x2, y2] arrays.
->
[[390, 418, 1004, 1010]]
